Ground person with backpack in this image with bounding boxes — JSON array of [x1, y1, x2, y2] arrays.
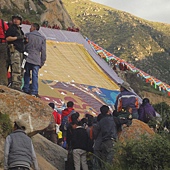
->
[[0, 19, 9, 86], [115, 81, 139, 119], [61, 101, 75, 131], [138, 98, 156, 123], [60, 101, 75, 148]]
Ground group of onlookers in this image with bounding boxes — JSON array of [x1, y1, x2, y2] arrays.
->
[[3, 80, 157, 170], [42, 81, 157, 170], [1, 14, 157, 170], [0, 15, 46, 97]]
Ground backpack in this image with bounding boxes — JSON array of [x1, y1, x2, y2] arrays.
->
[[60, 110, 75, 131]]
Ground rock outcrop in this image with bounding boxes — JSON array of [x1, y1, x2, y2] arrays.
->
[[41, 0, 74, 28], [118, 119, 155, 142], [33, 134, 67, 170], [0, 0, 74, 29], [0, 85, 53, 133]]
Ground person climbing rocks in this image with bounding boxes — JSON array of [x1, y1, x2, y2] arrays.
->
[[115, 81, 139, 119], [138, 98, 156, 123], [4, 119, 39, 170]]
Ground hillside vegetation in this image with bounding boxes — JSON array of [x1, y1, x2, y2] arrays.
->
[[63, 0, 170, 84]]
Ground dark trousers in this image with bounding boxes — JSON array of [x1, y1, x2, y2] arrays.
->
[[0, 43, 9, 85], [101, 140, 114, 167], [23, 62, 40, 95]]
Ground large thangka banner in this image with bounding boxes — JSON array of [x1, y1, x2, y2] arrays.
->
[[40, 80, 120, 116]]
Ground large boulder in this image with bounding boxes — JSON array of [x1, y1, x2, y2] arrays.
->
[[0, 85, 52, 133], [118, 119, 155, 142], [32, 134, 67, 170], [36, 153, 58, 170]]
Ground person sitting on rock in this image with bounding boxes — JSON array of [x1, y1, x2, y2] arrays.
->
[[115, 82, 139, 119], [4, 119, 39, 170], [138, 98, 156, 124]]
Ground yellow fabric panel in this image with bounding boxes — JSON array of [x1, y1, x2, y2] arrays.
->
[[39, 40, 119, 90]]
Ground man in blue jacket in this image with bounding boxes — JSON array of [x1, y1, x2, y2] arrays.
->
[[4, 119, 39, 170], [115, 82, 139, 119], [22, 23, 46, 97]]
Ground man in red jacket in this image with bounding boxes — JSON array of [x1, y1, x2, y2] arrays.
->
[[48, 102, 61, 125], [61, 101, 74, 123], [0, 19, 9, 85]]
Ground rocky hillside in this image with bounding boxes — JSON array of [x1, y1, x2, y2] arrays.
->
[[63, 0, 170, 84], [0, 0, 74, 29], [0, 86, 155, 169]]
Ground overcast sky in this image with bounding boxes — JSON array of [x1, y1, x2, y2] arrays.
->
[[92, 0, 170, 24]]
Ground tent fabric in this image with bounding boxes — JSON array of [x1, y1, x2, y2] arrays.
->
[[22, 25, 123, 85]]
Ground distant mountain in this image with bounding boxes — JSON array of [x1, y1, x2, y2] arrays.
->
[[0, 0, 74, 29], [63, 0, 170, 84]]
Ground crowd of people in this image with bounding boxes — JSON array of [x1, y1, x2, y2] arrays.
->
[[1, 15, 158, 170], [40, 82, 157, 170]]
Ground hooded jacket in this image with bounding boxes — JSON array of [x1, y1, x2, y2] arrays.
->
[[115, 90, 139, 114], [138, 103, 156, 122]]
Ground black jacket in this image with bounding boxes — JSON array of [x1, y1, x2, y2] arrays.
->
[[71, 126, 88, 151], [6, 24, 24, 52], [96, 115, 117, 142]]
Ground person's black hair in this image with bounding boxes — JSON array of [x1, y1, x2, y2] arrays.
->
[[87, 115, 94, 126], [67, 101, 74, 108], [14, 122, 22, 130], [48, 102, 55, 109], [71, 112, 80, 122], [32, 23, 40, 31], [80, 118, 87, 127], [100, 105, 109, 115], [143, 98, 150, 105], [71, 120, 79, 126]]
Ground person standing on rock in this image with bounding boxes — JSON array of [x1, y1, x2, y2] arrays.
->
[[4, 119, 39, 170], [6, 14, 25, 91], [0, 19, 9, 86], [115, 82, 139, 119], [22, 23, 46, 97]]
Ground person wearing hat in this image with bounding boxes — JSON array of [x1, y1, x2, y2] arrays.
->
[[115, 82, 139, 119], [6, 14, 26, 91], [4, 119, 39, 170]]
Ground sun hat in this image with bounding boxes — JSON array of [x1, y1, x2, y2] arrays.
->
[[120, 82, 131, 91], [15, 119, 27, 130]]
